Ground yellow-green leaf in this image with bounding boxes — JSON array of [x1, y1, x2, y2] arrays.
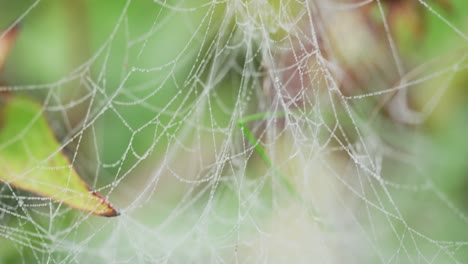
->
[[0, 96, 119, 217]]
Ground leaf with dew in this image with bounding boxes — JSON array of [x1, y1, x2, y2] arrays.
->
[[0, 96, 119, 217], [0, 25, 118, 217]]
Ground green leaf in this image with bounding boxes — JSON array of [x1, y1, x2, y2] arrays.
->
[[0, 96, 119, 217]]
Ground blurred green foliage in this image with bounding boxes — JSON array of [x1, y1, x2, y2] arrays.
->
[[0, 0, 467, 262]]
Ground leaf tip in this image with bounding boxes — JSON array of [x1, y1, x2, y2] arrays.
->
[[98, 207, 121, 217], [89, 189, 120, 217]]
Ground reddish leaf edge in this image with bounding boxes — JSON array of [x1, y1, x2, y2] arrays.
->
[[0, 24, 20, 72]]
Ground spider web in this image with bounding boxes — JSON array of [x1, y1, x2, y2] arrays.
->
[[0, 0, 467, 263]]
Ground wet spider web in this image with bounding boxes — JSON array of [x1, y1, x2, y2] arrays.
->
[[0, 0, 467, 263]]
